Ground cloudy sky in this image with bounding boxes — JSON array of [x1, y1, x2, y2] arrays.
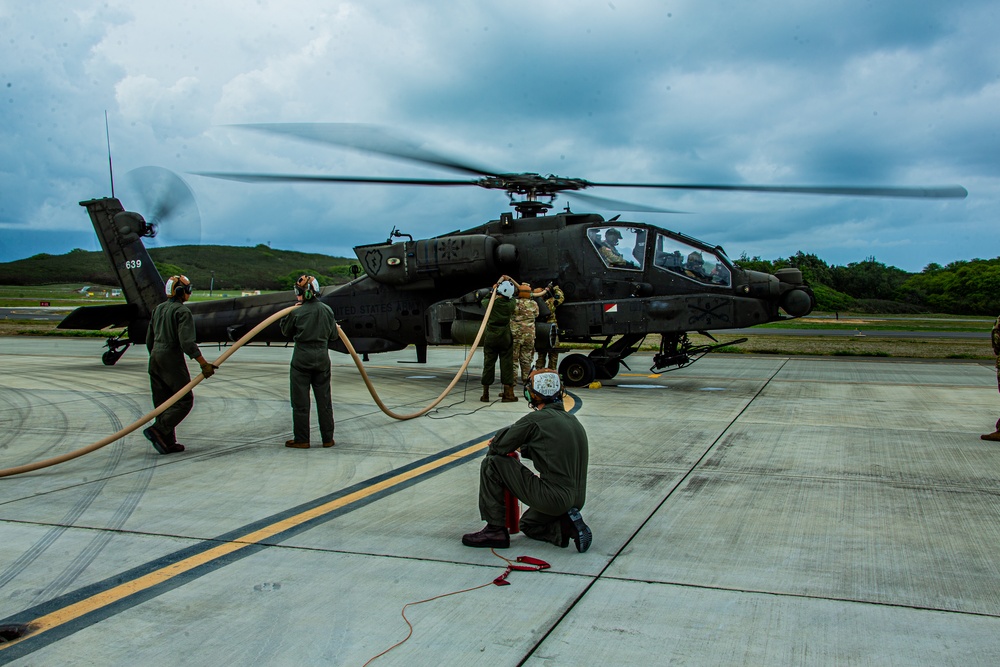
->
[[1, 0, 996, 272]]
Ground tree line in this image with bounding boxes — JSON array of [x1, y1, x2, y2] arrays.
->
[[736, 252, 1000, 315]]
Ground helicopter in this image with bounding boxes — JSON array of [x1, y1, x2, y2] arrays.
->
[[59, 124, 967, 386]]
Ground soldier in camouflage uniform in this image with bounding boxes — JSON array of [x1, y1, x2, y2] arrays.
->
[[510, 283, 539, 385], [535, 282, 565, 371], [598, 229, 636, 268], [982, 315, 1000, 441]]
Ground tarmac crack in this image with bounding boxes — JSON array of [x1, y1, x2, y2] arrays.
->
[[515, 358, 791, 666]]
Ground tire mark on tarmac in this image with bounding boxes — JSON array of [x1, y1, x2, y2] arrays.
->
[[517, 361, 791, 665], [25, 379, 158, 605], [0, 428, 506, 660], [0, 384, 157, 607]]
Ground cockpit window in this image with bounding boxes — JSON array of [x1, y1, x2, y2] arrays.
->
[[652, 233, 731, 286], [588, 226, 646, 270]]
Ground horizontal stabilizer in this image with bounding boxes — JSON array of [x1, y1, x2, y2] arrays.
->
[[58, 303, 139, 330]]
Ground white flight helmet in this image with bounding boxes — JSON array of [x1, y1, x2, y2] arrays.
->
[[497, 279, 516, 299], [524, 369, 564, 406]]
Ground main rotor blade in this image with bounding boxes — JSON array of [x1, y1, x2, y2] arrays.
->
[[192, 172, 480, 186], [231, 123, 500, 178], [587, 181, 969, 199], [565, 190, 689, 214]]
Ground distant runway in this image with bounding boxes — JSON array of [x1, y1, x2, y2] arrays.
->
[[728, 327, 990, 339], [2, 338, 1000, 664], [0, 307, 72, 321]]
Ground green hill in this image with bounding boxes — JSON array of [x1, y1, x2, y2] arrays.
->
[[0, 245, 358, 291]]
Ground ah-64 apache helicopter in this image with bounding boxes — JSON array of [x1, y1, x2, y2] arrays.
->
[[60, 124, 967, 385]]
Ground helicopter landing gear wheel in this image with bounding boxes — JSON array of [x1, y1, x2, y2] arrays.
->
[[101, 334, 131, 366], [559, 353, 596, 387], [102, 348, 126, 366], [592, 358, 621, 381]]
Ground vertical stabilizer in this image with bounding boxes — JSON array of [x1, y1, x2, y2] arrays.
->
[[73, 197, 166, 340]]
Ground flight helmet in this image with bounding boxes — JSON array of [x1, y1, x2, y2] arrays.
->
[[294, 275, 320, 300], [523, 368, 564, 407], [497, 279, 516, 299], [165, 275, 192, 299]]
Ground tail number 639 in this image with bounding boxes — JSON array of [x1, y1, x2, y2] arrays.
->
[[124, 259, 142, 270]]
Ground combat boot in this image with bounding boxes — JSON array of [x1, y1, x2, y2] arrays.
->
[[559, 507, 593, 553], [981, 430, 1000, 442], [501, 384, 518, 402], [462, 524, 510, 549], [480, 385, 490, 402], [143, 427, 171, 455]]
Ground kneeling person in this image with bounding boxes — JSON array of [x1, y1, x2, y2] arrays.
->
[[462, 369, 592, 552]]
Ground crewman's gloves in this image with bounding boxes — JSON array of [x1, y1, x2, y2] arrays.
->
[[196, 356, 217, 378]]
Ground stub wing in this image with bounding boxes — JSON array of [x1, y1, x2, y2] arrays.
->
[[57, 303, 138, 331]]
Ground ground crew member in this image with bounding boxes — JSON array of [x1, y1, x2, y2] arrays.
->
[[280, 275, 338, 449], [983, 314, 1000, 441], [535, 282, 565, 371], [479, 276, 518, 403], [510, 283, 539, 385], [144, 275, 216, 455], [462, 369, 592, 552]]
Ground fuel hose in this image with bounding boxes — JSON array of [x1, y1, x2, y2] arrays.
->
[[0, 287, 500, 478]]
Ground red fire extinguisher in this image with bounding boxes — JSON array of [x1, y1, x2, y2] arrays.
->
[[504, 451, 520, 534]]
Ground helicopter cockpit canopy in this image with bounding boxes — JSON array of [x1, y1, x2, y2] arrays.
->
[[652, 232, 732, 287], [588, 226, 647, 271]]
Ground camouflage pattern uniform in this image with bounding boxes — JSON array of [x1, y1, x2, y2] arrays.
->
[[599, 243, 628, 267], [536, 284, 565, 371], [510, 296, 539, 384]]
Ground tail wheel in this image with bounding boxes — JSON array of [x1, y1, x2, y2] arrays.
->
[[102, 349, 123, 366], [559, 353, 596, 387]]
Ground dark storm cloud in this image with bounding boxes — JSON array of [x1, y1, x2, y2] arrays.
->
[[0, 0, 995, 272]]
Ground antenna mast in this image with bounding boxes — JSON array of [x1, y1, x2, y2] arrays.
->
[[105, 110, 115, 198]]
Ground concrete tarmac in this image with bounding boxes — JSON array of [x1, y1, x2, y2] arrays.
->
[[1, 338, 1000, 665]]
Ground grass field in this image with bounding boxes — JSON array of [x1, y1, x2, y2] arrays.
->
[[0, 285, 994, 361], [691, 333, 992, 361]]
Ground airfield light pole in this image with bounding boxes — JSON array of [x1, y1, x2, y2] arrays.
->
[[210, 271, 214, 297]]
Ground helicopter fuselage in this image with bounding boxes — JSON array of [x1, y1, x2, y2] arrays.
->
[[63, 198, 813, 375]]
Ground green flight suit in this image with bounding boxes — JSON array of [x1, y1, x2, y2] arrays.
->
[[146, 297, 202, 445], [280, 299, 338, 443], [478, 403, 589, 545], [480, 294, 516, 386]]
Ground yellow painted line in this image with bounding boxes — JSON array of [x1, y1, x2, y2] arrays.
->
[[3, 439, 491, 649], [620, 373, 662, 378], [3, 393, 580, 651]]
